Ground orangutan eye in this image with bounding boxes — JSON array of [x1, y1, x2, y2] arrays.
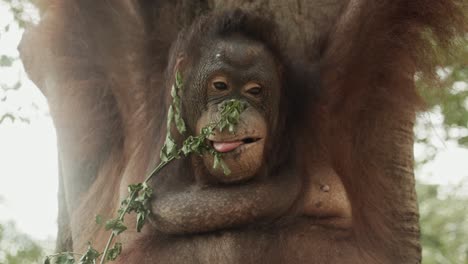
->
[[247, 86, 262, 96], [213, 81, 228, 90]]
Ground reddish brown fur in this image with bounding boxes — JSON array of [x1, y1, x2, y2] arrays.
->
[[320, 0, 466, 261], [20, 0, 466, 263]]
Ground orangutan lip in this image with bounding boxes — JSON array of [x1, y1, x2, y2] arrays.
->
[[210, 137, 261, 153], [241, 137, 260, 144]]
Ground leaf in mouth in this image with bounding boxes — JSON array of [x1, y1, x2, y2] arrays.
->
[[217, 99, 248, 133]]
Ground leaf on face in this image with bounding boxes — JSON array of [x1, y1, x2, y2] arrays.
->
[[205, 99, 248, 175], [219, 158, 231, 175], [213, 153, 220, 170], [213, 153, 231, 175], [202, 125, 215, 137], [217, 99, 247, 132]]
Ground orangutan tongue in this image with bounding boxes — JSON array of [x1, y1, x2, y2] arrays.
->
[[213, 141, 244, 153]]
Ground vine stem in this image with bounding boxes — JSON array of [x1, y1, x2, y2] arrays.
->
[[99, 99, 245, 264], [99, 157, 175, 264]]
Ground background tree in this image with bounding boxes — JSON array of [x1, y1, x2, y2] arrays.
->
[[415, 35, 468, 264], [0, 0, 39, 124], [0, 221, 44, 264], [417, 183, 468, 263]]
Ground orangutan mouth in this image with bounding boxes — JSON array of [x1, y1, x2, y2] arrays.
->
[[210, 137, 262, 153]]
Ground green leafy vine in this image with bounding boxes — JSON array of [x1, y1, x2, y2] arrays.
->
[[44, 73, 247, 264]]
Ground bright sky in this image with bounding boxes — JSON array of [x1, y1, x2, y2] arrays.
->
[[0, 3, 57, 241], [0, 3, 467, 243]]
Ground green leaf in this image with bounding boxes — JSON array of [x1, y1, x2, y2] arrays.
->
[[160, 134, 178, 162], [213, 154, 220, 170], [0, 55, 14, 67], [105, 219, 127, 235], [219, 158, 231, 175], [201, 126, 215, 137], [78, 244, 100, 264], [174, 110, 186, 134], [459, 136, 468, 147], [128, 183, 143, 194], [167, 105, 174, 128], [118, 182, 153, 232], [44, 257, 51, 264], [142, 183, 153, 198], [212, 153, 230, 175], [217, 99, 247, 132], [171, 83, 178, 98], [170, 79, 186, 134], [54, 253, 76, 264], [136, 211, 149, 232], [134, 183, 153, 232], [175, 71, 183, 89], [196, 99, 247, 176], [106, 242, 122, 261], [181, 135, 207, 156], [118, 198, 130, 215], [95, 215, 103, 225]]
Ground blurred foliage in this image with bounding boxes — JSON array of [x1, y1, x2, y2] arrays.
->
[[418, 184, 468, 264], [0, 222, 44, 264], [0, 0, 36, 28], [416, 36, 468, 264], [416, 37, 468, 149], [0, 0, 38, 124]]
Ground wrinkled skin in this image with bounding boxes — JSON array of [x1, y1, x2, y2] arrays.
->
[[19, 0, 465, 263], [193, 37, 277, 183]]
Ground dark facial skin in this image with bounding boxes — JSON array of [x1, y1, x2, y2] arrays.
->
[[195, 36, 281, 183]]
